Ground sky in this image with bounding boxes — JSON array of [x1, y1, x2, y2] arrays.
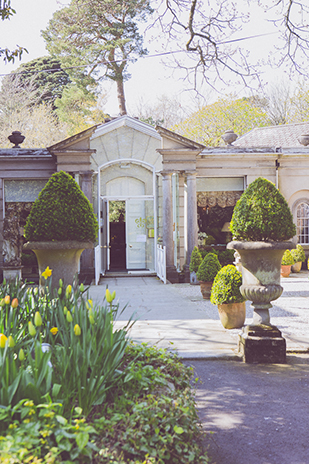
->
[[0, 0, 290, 117]]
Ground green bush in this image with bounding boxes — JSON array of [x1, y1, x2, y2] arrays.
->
[[291, 244, 306, 263], [24, 171, 98, 242], [189, 246, 202, 272], [282, 249, 294, 266], [230, 177, 296, 241], [210, 265, 245, 305], [196, 252, 221, 282]]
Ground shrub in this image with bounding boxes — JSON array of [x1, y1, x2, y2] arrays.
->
[[291, 244, 306, 263], [282, 249, 294, 266], [24, 171, 98, 242], [210, 265, 245, 305], [196, 252, 221, 282], [189, 246, 202, 272], [230, 177, 296, 241]]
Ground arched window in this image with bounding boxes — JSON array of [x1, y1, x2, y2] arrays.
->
[[296, 202, 309, 244]]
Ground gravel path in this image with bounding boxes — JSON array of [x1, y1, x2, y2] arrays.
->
[[172, 270, 309, 343]]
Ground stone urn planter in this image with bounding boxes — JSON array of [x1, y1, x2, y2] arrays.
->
[[23, 171, 98, 291], [23, 241, 94, 288], [210, 264, 246, 329], [228, 177, 296, 363]]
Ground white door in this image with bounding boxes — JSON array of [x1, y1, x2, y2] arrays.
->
[[126, 199, 146, 269]]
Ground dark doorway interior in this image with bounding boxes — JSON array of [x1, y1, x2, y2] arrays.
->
[[109, 201, 126, 270]]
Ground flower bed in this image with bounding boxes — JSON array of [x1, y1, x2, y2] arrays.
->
[[0, 272, 208, 463]]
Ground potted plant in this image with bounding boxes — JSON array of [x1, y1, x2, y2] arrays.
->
[[281, 249, 294, 277], [24, 171, 98, 290], [189, 246, 202, 285], [291, 244, 306, 273], [210, 265, 246, 329], [227, 177, 296, 363], [196, 252, 221, 299]]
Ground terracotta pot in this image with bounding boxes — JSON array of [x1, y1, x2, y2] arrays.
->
[[291, 261, 302, 273], [281, 265, 291, 277], [24, 241, 93, 290], [199, 281, 213, 299], [218, 302, 246, 329]]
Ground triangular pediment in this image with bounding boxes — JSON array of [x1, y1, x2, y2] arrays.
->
[[155, 125, 205, 150]]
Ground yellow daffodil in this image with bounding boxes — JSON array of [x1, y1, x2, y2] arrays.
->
[[105, 289, 113, 303], [74, 324, 81, 336], [34, 311, 42, 327], [28, 321, 36, 337], [42, 267, 52, 280], [8, 336, 15, 348], [66, 311, 73, 323], [4, 295, 10, 305], [0, 333, 7, 348], [86, 299, 93, 310], [66, 285, 72, 296], [11, 298, 18, 308], [50, 327, 58, 336], [18, 348, 25, 361]]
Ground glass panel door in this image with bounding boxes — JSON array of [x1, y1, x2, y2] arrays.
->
[[126, 199, 155, 270]]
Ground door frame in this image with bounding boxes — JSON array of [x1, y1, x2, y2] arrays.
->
[[97, 159, 157, 275]]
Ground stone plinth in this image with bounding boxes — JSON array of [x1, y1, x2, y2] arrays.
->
[[3, 266, 22, 281], [238, 325, 286, 364]]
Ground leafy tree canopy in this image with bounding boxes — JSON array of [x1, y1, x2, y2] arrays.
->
[[42, 0, 153, 115], [171, 95, 270, 146], [14, 56, 71, 109]]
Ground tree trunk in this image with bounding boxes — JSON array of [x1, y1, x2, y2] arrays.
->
[[117, 79, 127, 115]]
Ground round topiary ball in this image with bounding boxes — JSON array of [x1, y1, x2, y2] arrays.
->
[[291, 244, 306, 263], [281, 249, 294, 266], [196, 252, 221, 282], [230, 177, 296, 241], [24, 171, 98, 242], [210, 265, 245, 305]]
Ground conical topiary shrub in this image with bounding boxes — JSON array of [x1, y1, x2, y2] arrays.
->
[[24, 171, 98, 289], [189, 247, 202, 272], [230, 177, 296, 241], [24, 171, 98, 242], [196, 253, 221, 282]]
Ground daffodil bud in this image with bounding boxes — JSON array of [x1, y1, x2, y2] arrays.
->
[[18, 348, 25, 361], [89, 314, 95, 325], [66, 311, 73, 323], [111, 290, 116, 300], [4, 295, 10, 305], [34, 311, 42, 327], [59, 279, 63, 288], [0, 299, 5, 307], [58, 287, 62, 296], [11, 298, 18, 308], [28, 321, 36, 337], [0, 333, 7, 348], [74, 324, 81, 336], [105, 289, 113, 303], [63, 306, 68, 315], [66, 285, 72, 296], [8, 335, 15, 348], [79, 283, 84, 292]]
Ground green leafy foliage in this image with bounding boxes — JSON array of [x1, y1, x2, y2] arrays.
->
[[210, 264, 245, 305], [14, 56, 71, 109], [281, 249, 294, 265], [171, 95, 270, 146], [196, 252, 221, 282], [189, 246, 202, 272], [230, 177, 296, 241], [24, 171, 98, 242], [291, 244, 306, 262]]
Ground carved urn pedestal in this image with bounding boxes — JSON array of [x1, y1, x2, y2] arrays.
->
[[227, 241, 295, 363]]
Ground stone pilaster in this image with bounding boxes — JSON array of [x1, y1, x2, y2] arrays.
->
[[161, 171, 178, 282], [79, 171, 95, 283], [186, 170, 198, 270]]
